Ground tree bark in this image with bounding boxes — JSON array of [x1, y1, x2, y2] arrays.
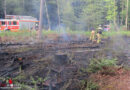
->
[[56, 0, 61, 30], [4, 0, 6, 18], [45, 0, 51, 31], [121, 0, 124, 26], [39, 0, 44, 39], [125, 0, 129, 30], [114, 0, 118, 30]]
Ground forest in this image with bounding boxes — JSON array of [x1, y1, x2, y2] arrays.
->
[[0, 0, 129, 30]]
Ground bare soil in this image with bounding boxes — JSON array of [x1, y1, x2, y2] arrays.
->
[[90, 67, 130, 90]]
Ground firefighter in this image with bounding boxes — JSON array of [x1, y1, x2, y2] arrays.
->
[[96, 25, 103, 43], [96, 32, 101, 43], [97, 25, 103, 34], [89, 29, 95, 42]]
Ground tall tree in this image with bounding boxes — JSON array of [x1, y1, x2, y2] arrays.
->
[[56, 0, 61, 29], [125, 0, 129, 29], [45, 0, 51, 30]]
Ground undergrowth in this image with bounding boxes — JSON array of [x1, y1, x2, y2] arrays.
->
[[80, 58, 118, 90], [87, 58, 117, 73], [81, 80, 99, 90], [86, 81, 99, 90]]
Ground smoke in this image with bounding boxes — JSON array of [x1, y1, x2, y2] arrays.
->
[[57, 24, 71, 41], [111, 34, 129, 53], [104, 31, 130, 64]]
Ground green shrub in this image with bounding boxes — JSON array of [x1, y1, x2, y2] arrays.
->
[[87, 58, 117, 73], [85, 81, 99, 90]]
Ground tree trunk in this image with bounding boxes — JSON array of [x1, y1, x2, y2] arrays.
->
[[4, 0, 6, 18], [125, 0, 129, 30], [121, 0, 124, 26], [39, 0, 44, 39], [56, 0, 61, 30], [114, 0, 118, 30], [45, 0, 51, 31]]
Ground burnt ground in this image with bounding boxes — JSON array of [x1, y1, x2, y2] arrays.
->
[[0, 34, 129, 90]]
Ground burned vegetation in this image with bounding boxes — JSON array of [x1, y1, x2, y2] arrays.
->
[[0, 34, 129, 90]]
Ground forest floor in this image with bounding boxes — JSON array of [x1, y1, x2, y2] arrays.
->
[[0, 33, 130, 90], [90, 67, 130, 90]]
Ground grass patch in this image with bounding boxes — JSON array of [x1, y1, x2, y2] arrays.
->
[[102, 30, 130, 38], [119, 30, 130, 36], [0, 30, 37, 42], [0, 30, 35, 37], [42, 30, 90, 36], [42, 30, 57, 35], [0, 29, 129, 42]]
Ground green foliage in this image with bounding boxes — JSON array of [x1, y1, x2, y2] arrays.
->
[[102, 30, 130, 38], [105, 0, 117, 22], [81, 0, 107, 29], [80, 80, 99, 90], [85, 81, 99, 90], [0, 0, 129, 30], [6, 0, 40, 18], [20, 84, 33, 90], [14, 74, 26, 82], [58, 0, 77, 30], [30, 76, 48, 90], [87, 58, 117, 73]]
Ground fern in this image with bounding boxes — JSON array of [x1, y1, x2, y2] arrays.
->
[[87, 58, 117, 73]]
